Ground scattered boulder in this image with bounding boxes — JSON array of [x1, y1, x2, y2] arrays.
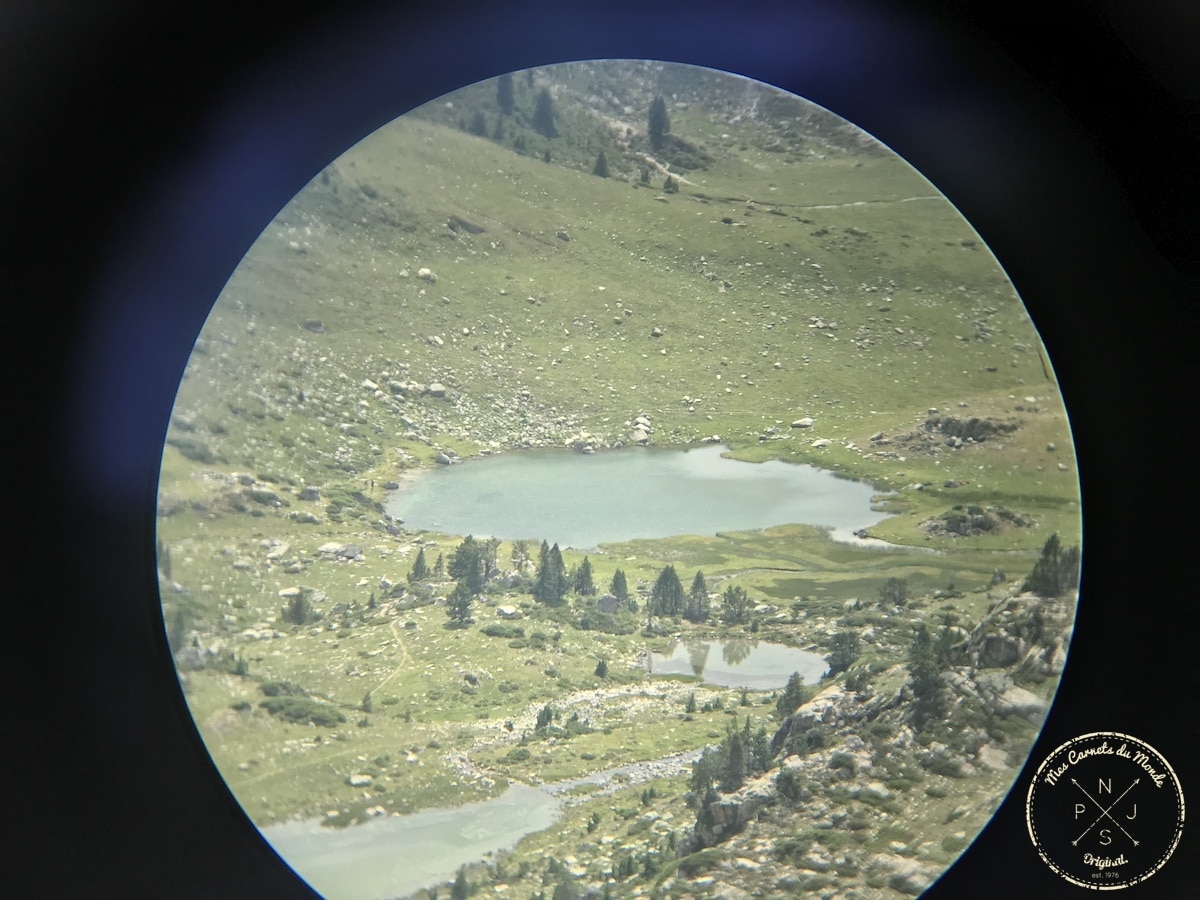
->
[[791, 417, 814, 428]]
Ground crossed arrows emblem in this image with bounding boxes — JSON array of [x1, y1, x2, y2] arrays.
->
[[1071, 777, 1140, 847]]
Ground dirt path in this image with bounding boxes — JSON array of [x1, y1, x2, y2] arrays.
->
[[370, 615, 416, 695]]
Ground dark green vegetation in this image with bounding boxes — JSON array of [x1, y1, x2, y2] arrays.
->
[[157, 61, 1080, 899]]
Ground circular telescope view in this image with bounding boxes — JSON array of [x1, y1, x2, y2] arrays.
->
[[156, 60, 1081, 899]]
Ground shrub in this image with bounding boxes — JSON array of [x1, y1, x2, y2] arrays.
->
[[506, 747, 532, 762], [482, 622, 525, 638], [260, 680, 307, 697], [166, 435, 215, 463], [775, 767, 805, 802], [259, 696, 345, 727]]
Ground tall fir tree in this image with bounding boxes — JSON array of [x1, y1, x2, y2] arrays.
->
[[592, 150, 609, 177], [573, 556, 596, 596], [648, 96, 670, 150], [535, 541, 569, 605], [610, 568, 629, 603], [776, 671, 806, 718], [686, 570, 710, 623], [532, 87, 557, 139], [452, 864, 469, 900], [449, 535, 486, 593], [408, 546, 430, 583], [907, 623, 946, 730], [651, 565, 684, 616], [447, 580, 473, 625]]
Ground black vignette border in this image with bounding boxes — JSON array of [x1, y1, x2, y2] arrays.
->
[[9, 1, 1196, 897]]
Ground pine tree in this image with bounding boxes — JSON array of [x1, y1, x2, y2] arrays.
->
[[721, 584, 749, 625], [880, 576, 908, 607], [648, 96, 670, 150], [686, 570, 710, 623], [468, 109, 487, 136], [496, 72, 514, 115], [533, 88, 557, 138], [408, 546, 430, 583], [1023, 532, 1080, 597], [452, 865, 469, 900], [284, 593, 314, 626], [433, 553, 445, 578], [610, 569, 629, 604], [719, 725, 746, 792], [449, 535, 486, 593], [776, 671, 806, 718], [573, 556, 596, 596], [663, 175, 678, 194], [825, 631, 861, 676], [907, 623, 945, 730], [511, 539, 531, 571], [447, 580, 473, 625], [651, 565, 684, 616], [592, 150, 609, 178], [534, 541, 568, 605]]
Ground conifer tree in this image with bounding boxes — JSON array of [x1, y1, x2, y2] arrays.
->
[[648, 96, 670, 150], [408, 546, 430, 583], [449, 535, 486, 593], [686, 570, 710, 623], [433, 553, 445, 578], [825, 631, 861, 676], [776, 671, 806, 718], [534, 541, 568, 605], [592, 150, 609, 178], [721, 584, 749, 625], [533, 87, 557, 138], [1023, 532, 1081, 597], [610, 569, 629, 604], [907, 623, 945, 730], [573, 556, 597, 596], [880, 576, 908, 607], [447, 580, 473, 625], [511, 539, 531, 571], [651, 565, 684, 616]]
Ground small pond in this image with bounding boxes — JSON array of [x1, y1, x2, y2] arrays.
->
[[261, 783, 560, 900], [646, 639, 828, 688], [387, 444, 886, 549]]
